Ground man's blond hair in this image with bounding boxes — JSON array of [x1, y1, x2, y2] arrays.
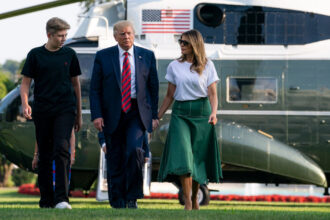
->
[[113, 20, 135, 35], [46, 17, 70, 34]]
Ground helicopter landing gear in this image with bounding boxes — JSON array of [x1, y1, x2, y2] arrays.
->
[[178, 184, 210, 206]]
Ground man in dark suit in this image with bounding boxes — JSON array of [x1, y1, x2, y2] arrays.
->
[[90, 20, 159, 209]]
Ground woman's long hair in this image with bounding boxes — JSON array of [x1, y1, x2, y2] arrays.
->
[[178, 29, 207, 75]]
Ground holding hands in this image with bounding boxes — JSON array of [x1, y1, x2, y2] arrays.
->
[[152, 119, 159, 131], [93, 117, 104, 132]]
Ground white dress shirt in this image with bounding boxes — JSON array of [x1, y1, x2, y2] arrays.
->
[[118, 45, 136, 98]]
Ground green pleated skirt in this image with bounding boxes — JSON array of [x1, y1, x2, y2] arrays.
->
[[157, 98, 222, 185]]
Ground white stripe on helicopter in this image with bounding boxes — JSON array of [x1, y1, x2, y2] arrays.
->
[[81, 109, 330, 116]]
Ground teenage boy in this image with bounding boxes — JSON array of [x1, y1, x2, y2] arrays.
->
[[20, 17, 82, 209]]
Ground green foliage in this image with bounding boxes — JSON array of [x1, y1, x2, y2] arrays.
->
[[3, 77, 15, 92], [0, 72, 15, 99], [2, 60, 20, 75], [90, 180, 97, 190], [6, 176, 14, 187], [0, 65, 17, 187], [0, 156, 14, 187], [18, 58, 26, 74], [0, 82, 6, 98], [11, 168, 36, 186], [2, 75, 15, 92]]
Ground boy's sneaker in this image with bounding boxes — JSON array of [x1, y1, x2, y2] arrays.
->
[[55, 201, 72, 209]]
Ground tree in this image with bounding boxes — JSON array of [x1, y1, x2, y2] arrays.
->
[[0, 72, 15, 99], [2, 60, 20, 75], [0, 69, 16, 186], [0, 82, 6, 98], [0, 156, 14, 187], [11, 168, 36, 186]]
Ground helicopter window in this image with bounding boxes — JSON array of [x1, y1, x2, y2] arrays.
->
[[227, 77, 277, 103], [76, 53, 96, 110], [194, 4, 330, 45], [228, 7, 265, 44], [224, 7, 305, 45]]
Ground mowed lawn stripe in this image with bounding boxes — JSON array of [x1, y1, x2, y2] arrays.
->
[[1, 188, 329, 220]]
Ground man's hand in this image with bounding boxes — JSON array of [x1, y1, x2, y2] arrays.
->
[[70, 152, 75, 166], [23, 104, 32, 120], [93, 118, 104, 132], [74, 114, 82, 132], [32, 155, 38, 170], [152, 119, 159, 131], [20, 76, 32, 120]]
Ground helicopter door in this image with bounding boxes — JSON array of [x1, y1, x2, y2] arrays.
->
[[220, 60, 286, 142]]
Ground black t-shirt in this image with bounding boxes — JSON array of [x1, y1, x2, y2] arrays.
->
[[21, 45, 82, 117]]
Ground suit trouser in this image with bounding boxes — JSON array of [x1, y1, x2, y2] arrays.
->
[[34, 112, 75, 207], [105, 100, 145, 208]]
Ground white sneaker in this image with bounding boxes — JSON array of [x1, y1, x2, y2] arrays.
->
[[55, 201, 72, 209]]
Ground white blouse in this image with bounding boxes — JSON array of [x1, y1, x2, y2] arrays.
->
[[165, 59, 219, 101]]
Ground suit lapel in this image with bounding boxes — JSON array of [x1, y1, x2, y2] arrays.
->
[[112, 46, 121, 89], [134, 46, 142, 95]]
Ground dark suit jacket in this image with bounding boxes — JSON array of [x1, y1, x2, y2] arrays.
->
[[90, 45, 159, 133]]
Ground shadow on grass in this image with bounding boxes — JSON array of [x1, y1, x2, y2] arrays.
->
[[0, 201, 38, 206], [0, 191, 38, 198], [1, 207, 329, 220], [69, 201, 108, 206], [139, 201, 179, 205]]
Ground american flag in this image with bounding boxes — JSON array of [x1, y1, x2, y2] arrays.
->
[[142, 9, 191, 34]]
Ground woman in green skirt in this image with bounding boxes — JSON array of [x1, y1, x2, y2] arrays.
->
[[157, 29, 222, 210]]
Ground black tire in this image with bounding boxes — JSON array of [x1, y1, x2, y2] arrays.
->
[[199, 185, 210, 205], [178, 184, 210, 206]]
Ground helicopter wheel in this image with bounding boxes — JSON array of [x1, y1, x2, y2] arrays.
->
[[178, 184, 210, 206]]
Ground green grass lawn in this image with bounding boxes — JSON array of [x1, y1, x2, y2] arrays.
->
[[1, 188, 330, 220]]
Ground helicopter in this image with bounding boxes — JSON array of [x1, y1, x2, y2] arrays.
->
[[1, 0, 330, 205]]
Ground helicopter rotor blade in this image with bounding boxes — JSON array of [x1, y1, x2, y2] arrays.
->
[[0, 0, 83, 20]]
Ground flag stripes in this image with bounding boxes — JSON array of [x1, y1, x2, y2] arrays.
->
[[142, 9, 191, 34]]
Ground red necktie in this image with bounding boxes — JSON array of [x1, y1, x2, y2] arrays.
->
[[121, 52, 131, 113]]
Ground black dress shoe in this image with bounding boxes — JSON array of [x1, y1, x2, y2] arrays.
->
[[40, 205, 54, 209], [110, 199, 126, 208], [39, 202, 54, 208], [127, 200, 138, 209]]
